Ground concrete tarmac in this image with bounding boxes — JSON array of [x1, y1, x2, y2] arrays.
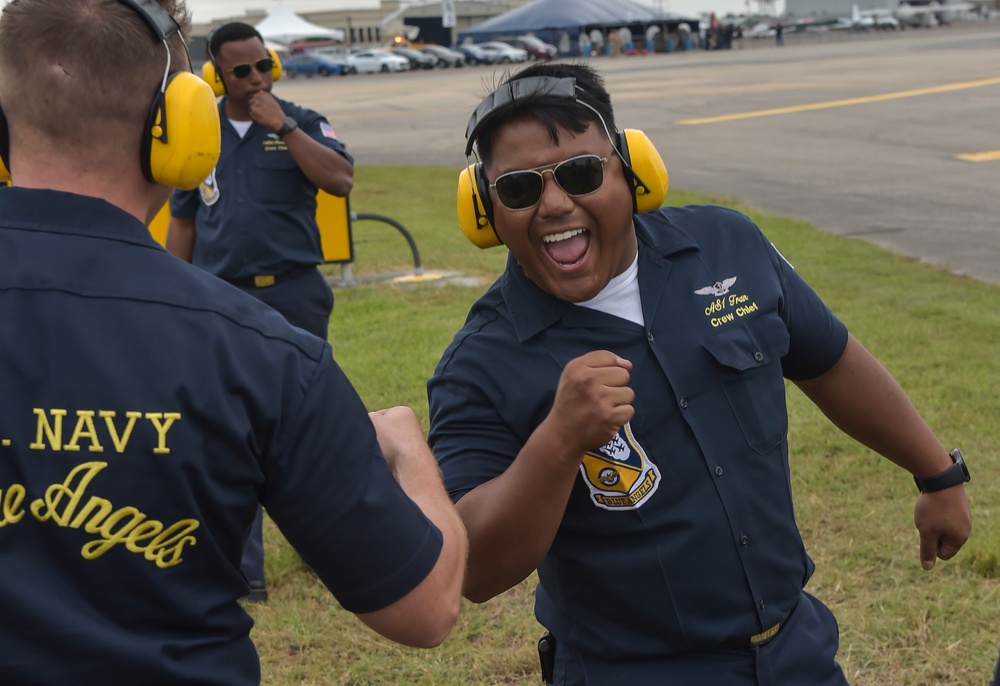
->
[[274, 23, 1000, 284]]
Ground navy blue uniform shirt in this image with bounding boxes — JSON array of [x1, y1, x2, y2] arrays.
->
[[170, 97, 353, 281], [0, 187, 441, 685], [428, 205, 848, 661]]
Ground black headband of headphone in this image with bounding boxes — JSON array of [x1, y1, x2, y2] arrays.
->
[[463, 75, 651, 203], [118, 0, 180, 40], [464, 76, 578, 157]]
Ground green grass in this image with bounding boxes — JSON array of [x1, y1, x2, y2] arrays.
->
[[251, 165, 1000, 685]]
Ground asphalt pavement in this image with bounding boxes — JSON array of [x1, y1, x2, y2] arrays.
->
[[275, 23, 1000, 285]]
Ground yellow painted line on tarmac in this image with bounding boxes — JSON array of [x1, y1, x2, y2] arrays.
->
[[955, 150, 1000, 162], [679, 77, 1000, 125]]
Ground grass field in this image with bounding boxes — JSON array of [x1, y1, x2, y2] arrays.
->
[[250, 165, 999, 685]]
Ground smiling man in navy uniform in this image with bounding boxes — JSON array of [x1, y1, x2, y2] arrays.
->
[[0, 1, 465, 682], [167, 21, 355, 600], [427, 62, 971, 685]]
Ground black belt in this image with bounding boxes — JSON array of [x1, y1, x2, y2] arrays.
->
[[224, 264, 314, 289]]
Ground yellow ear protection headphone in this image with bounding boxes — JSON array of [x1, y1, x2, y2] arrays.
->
[[457, 75, 668, 249], [201, 24, 282, 98], [0, 0, 221, 189]]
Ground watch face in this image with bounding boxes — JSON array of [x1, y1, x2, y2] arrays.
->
[[957, 453, 970, 479], [277, 119, 294, 138], [950, 449, 970, 478]]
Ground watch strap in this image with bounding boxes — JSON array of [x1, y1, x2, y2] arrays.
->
[[276, 116, 298, 139], [913, 449, 970, 493]]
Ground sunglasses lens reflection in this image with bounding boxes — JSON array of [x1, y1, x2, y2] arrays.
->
[[495, 173, 543, 210], [557, 156, 605, 196]]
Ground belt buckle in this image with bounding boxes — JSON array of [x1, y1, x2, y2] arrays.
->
[[749, 621, 781, 647], [254, 274, 276, 288]]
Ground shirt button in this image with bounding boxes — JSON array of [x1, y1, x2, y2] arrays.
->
[[679, 398, 688, 410], [754, 351, 764, 362], [740, 534, 748, 546], [715, 466, 723, 476], [647, 332, 655, 343], [759, 599, 766, 611]]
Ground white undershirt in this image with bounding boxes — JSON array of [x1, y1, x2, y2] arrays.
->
[[229, 119, 253, 138], [575, 252, 644, 326]]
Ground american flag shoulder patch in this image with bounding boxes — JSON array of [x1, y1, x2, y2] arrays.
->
[[320, 122, 337, 139]]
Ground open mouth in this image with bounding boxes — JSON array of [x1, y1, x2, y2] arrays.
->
[[542, 228, 590, 267]]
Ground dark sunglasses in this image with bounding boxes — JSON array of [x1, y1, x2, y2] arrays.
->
[[489, 153, 612, 211], [226, 57, 274, 79]]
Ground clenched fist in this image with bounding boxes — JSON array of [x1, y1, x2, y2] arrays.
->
[[547, 350, 634, 457]]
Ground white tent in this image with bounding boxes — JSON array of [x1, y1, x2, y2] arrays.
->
[[254, 1, 345, 44]]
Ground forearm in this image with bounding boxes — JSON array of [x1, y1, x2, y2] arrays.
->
[[283, 130, 354, 197], [358, 454, 468, 647], [395, 445, 469, 612], [455, 350, 634, 601], [794, 334, 953, 476], [458, 416, 583, 603], [796, 333, 971, 568]]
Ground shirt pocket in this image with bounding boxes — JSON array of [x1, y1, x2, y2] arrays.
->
[[251, 150, 300, 204], [701, 312, 790, 454]]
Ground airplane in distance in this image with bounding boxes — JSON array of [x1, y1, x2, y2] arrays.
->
[[742, 1, 984, 37], [845, 1, 979, 30]]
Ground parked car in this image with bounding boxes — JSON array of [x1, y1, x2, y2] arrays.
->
[[308, 48, 358, 75], [475, 41, 529, 63], [349, 49, 411, 73], [455, 43, 497, 65], [390, 46, 437, 70], [281, 52, 343, 78], [501, 35, 558, 59], [420, 45, 466, 68]]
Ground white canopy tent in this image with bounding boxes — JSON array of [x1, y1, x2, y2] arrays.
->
[[254, 1, 345, 44]]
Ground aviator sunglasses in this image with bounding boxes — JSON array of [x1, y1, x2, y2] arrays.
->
[[490, 153, 613, 211], [226, 57, 274, 79]]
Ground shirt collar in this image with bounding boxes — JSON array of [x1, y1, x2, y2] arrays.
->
[[499, 209, 700, 341], [0, 186, 155, 247]]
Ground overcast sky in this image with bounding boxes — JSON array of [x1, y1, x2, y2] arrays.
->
[[0, 0, 785, 28]]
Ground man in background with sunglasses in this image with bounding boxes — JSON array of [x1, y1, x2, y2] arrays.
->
[[427, 62, 971, 685], [167, 21, 354, 602]]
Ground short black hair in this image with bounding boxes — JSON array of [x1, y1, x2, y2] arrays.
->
[[472, 62, 617, 168], [208, 21, 263, 61]]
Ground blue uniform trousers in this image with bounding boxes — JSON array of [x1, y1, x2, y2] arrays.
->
[[231, 265, 334, 583], [548, 592, 849, 686]]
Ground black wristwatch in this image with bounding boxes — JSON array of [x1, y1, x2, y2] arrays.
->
[[913, 449, 970, 493], [276, 116, 298, 139]]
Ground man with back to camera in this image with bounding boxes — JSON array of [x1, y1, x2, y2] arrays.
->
[[0, 1, 466, 682], [167, 21, 355, 601], [427, 62, 971, 685]]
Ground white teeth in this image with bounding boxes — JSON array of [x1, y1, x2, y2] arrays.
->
[[542, 229, 586, 243]]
